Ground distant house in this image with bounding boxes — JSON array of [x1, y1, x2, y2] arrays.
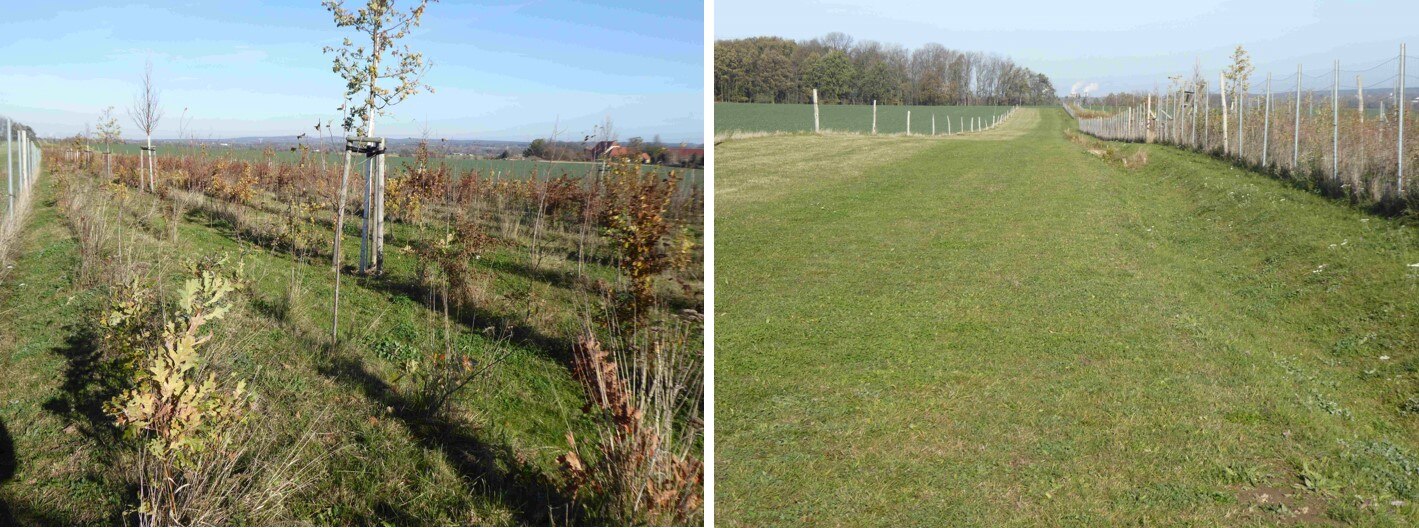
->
[[588, 140, 619, 159], [663, 146, 704, 166], [588, 141, 650, 163]]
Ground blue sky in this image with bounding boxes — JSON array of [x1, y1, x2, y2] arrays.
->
[[0, 1, 703, 142], [716, 0, 1419, 97]]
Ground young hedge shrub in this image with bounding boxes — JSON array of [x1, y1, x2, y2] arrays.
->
[[598, 157, 683, 320], [105, 255, 252, 526]]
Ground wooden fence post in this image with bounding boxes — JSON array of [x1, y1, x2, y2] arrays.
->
[[1221, 71, 1230, 155], [1294, 64, 1302, 170], [812, 88, 820, 133]]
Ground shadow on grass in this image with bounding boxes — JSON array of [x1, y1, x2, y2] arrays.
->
[[41, 325, 123, 451], [316, 353, 577, 525], [361, 273, 577, 367], [3, 328, 125, 526]]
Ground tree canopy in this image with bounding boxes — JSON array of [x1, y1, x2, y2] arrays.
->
[[715, 33, 1058, 106]]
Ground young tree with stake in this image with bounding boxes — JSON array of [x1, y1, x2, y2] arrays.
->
[[96, 106, 121, 180], [128, 60, 163, 192], [324, 0, 435, 341]]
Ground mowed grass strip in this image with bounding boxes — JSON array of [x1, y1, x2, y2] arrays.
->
[[715, 108, 1419, 526], [714, 102, 1014, 135]]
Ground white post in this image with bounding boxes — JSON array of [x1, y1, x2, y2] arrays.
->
[[932, 113, 935, 135], [1221, 71, 1230, 155], [907, 111, 911, 135], [374, 141, 385, 272], [6, 119, 11, 218], [812, 89, 820, 133], [1191, 86, 1198, 147], [1263, 73, 1272, 167], [20, 131, 27, 191], [1146, 93, 1154, 143], [358, 154, 371, 272], [1333, 59, 1339, 182], [1358, 75, 1365, 124], [872, 100, 877, 134], [1399, 44, 1406, 194], [1294, 64, 1302, 169], [146, 134, 154, 192]]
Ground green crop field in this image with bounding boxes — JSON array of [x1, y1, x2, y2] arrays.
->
[[95, 142, 702, 187], [714, 102, 1015, 135], [716, 108, 1419, 525]]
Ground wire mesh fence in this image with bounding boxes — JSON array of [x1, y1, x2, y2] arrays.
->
[[1070, 44, 1419, 211], [1, 116, 45, 262]]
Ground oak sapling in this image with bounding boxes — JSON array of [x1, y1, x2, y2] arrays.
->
[[106, 255, 252, 526]]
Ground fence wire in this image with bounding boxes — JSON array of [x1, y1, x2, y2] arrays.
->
[[1070, 46, 1419, 206], [1, 116, 45, 263]]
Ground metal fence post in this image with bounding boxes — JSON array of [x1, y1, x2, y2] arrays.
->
[[1205, 88, 1211, 148], [872, 99, 877, 134], [1240, 88, 1247, 159], [1264, 73, 1272, 167], [20, 131, 27, 192]]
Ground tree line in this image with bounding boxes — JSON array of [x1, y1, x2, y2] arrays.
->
[[715, 32, 1058, 106]]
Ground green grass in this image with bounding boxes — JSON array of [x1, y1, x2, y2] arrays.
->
[[715, 108, 1419, 525], [0, 156, 701, 523], [714, 102, 1014, 135]]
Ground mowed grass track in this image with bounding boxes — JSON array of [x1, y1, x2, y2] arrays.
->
[[715, 108, 1419, 525], [714, 102, 1012, 135]]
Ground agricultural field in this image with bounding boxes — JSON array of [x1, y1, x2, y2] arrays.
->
[[714, 102, 1015, 135], [95, 142, 703, 186], [716, 107, 1419, 525]]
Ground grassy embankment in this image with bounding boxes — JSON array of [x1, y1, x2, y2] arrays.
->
[[716, 107, 1417, 525]]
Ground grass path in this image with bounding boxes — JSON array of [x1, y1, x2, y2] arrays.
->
[[716, 108, 1419, 525]]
